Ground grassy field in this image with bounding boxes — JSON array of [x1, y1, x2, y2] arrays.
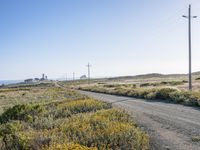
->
[[0, 83, 84, 114], [0, 83, 149, 150]]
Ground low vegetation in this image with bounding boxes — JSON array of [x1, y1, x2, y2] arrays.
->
[[140, 80, 187, 87], [195, 77, 200, 80], [0, 84, 149, 150], [0, 85, 86, 114], [103, 84, 136, 88], [191, 136, 200, 142], [80, 85, 200, 107], [0, 82, 55, 89]]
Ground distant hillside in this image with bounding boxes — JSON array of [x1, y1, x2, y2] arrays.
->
[[132, 73, 164, 79], [192, 71, 200, 75], [107, 72, 200, 80], [107, 73, 164, 80]]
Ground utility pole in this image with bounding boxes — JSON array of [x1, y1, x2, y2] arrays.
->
[[183, 4, 197, 90], [66, 73, 67, 81], [86, 63, 91, 84], [73, 72, 75, 81]]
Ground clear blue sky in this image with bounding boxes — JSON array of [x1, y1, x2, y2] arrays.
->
[[1, 0, 200, 80]]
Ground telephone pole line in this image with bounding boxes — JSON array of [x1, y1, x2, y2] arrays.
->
[[183, 4, 197, 90], [86, 63, 91, 84]]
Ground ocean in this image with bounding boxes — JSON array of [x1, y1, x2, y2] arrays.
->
[[0, 80, 22, 85]]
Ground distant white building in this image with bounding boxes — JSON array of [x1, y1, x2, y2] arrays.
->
[[24, 79, 33, 83], [34, 78, 40, 81], [24, 74, 48, 84], [80, 75, 87, 79]]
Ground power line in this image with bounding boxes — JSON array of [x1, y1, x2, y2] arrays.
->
[[183, 4, 197, 90]]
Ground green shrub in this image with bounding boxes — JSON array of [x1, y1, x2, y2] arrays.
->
[[168, 81, 187, 86], [114, 87, 129, 96], [0, 104, 43, 124], [195, 77, 200, 80], [32, 116, 56, 130], [191, 136, 200, 142], [103, 84, 117, 88], [139, 80, 187, 87], [103, 84, 136, 89], [0, 121, 29, 150], [144, 92, 157, 100], [43, 143, 97, 150], [66, 99, 112, 114], [155, 88, 177, 100], [169, 91, 186, 103], [127, 90, 140, 97], [140, 83, 151, 87]]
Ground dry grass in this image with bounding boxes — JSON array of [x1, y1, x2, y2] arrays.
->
[[0, 86, 86, 114]]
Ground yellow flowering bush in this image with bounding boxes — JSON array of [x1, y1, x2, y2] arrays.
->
[[43, 143, 97, 150]]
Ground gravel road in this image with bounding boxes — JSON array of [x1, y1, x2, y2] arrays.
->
[[80, 90, 200, 150]]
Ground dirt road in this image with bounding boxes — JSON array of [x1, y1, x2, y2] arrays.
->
[[80, 90, 200, 150]]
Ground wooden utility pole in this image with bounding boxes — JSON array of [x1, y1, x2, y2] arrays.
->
[[183, 4, 197, 90]]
